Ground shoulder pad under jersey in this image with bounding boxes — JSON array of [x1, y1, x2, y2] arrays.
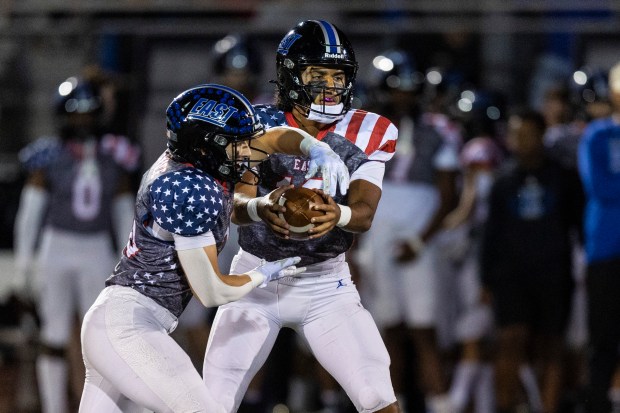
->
[[255, 105, 286, 128], [149, 168, 223, 236], [18, 136, 62, 172]]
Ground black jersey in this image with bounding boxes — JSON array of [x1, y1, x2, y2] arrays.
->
[[480, 157, 584, 287]]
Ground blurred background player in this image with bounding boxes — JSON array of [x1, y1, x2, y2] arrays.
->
[[577, 61, 620, 413], [356, 47, 462, 413], [202, 19, 400, 413], [571, 66, 613, 129], [441, 136, 503, 413], [480, 108, 584, 413], [438, 87, 507, 413], [541, 85, 582, 170], [13, 70, 141, 413]]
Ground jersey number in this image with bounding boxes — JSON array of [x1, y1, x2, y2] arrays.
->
[[72, 167, 102, 221]]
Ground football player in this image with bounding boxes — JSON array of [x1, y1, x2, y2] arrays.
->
[[77, 83, 349, 412], [578, 61, 620, 413], [202, 20, 401, 413], [14, 73, 140, 413]]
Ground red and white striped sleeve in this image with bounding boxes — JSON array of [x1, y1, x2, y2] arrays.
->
[[332, 109, 398, 162]]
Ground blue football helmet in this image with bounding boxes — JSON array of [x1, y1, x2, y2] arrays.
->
[[54, 76, 105, 140], [571, 67, 609, 105], [166, 84, 265, 183], [371, 49, 424, 93], [55, 76, 103, 116]]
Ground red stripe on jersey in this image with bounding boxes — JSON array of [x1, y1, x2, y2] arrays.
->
[[380, 138, 397, 155], [342, 110, 366, 144], [366, 116, 392, 155]]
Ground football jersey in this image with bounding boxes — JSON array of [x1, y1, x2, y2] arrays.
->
[[384, 113, 461, 185], [106, 151, 233, 317], [238, 105, 397, 266], [18, 135, 138, 233]]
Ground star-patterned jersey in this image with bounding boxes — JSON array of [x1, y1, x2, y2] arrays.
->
[[239, 105, 397, 267], [18, 135, 140, 233], [106, 151, 233, 317]]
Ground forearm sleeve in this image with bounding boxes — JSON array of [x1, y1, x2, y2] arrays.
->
[[14, 185, 49, 268], [177, 247, 264, 307]]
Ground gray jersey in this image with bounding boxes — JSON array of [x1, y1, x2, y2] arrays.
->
[[384, 118, 444, 185], [19, 136, 130, 233], [106, 151, 232, 317]]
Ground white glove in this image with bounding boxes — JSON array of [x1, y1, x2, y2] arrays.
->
[[250, 256, 306, 288], [301, 138, 349, 197]]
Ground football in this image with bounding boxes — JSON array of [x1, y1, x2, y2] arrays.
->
[[278, 187, 326, 239]]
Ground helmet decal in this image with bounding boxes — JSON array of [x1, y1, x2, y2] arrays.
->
[[313, 20, 344, 57], [277, 33, 302, 56], [187, 99, 239, 128]]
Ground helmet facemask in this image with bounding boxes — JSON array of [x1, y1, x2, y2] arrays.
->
[[277, 59, 356, 123], [217, 133, 267, 186]]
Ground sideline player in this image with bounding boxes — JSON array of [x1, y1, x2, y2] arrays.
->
[[202, 20, 401, 413], [77, 83, 350, 413], [14, 73, 140, 413], [578, 61, 620, 413]]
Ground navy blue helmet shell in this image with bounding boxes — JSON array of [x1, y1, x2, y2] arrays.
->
[[165, 84, 264, 183], [55, 76, 103, 116]]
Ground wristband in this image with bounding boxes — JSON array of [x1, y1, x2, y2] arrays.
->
[[246, 197, 262, 222], [337, 204, 352, 227], [407, 235, 426, 253], [246, 270, 266, 288], [298, 131, 321, 155]]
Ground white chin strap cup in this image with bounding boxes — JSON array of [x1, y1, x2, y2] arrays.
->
[[306, 103, 345, 123]]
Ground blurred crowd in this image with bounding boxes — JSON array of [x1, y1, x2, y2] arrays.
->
[[0, 28, 619, 413]]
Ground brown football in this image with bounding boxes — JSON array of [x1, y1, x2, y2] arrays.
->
[[278, 187, 326, 239]]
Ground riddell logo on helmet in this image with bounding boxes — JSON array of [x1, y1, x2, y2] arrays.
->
[[324, 53, 345, 59]]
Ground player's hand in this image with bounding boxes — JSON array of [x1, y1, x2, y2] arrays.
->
[[305, 140, 349, 197], [256, 185, 295, 238], [306, 189, 339, 239], [252, 256, 306, 287]]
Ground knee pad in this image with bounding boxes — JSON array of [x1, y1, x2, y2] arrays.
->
[[358, 386, 382, 411], [353, 365, 396, 412]]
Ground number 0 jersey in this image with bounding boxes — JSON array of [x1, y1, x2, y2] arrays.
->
[[18, 135, 139, 233], [238, 105, 397, 267], [106, 151, 233, 317]]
